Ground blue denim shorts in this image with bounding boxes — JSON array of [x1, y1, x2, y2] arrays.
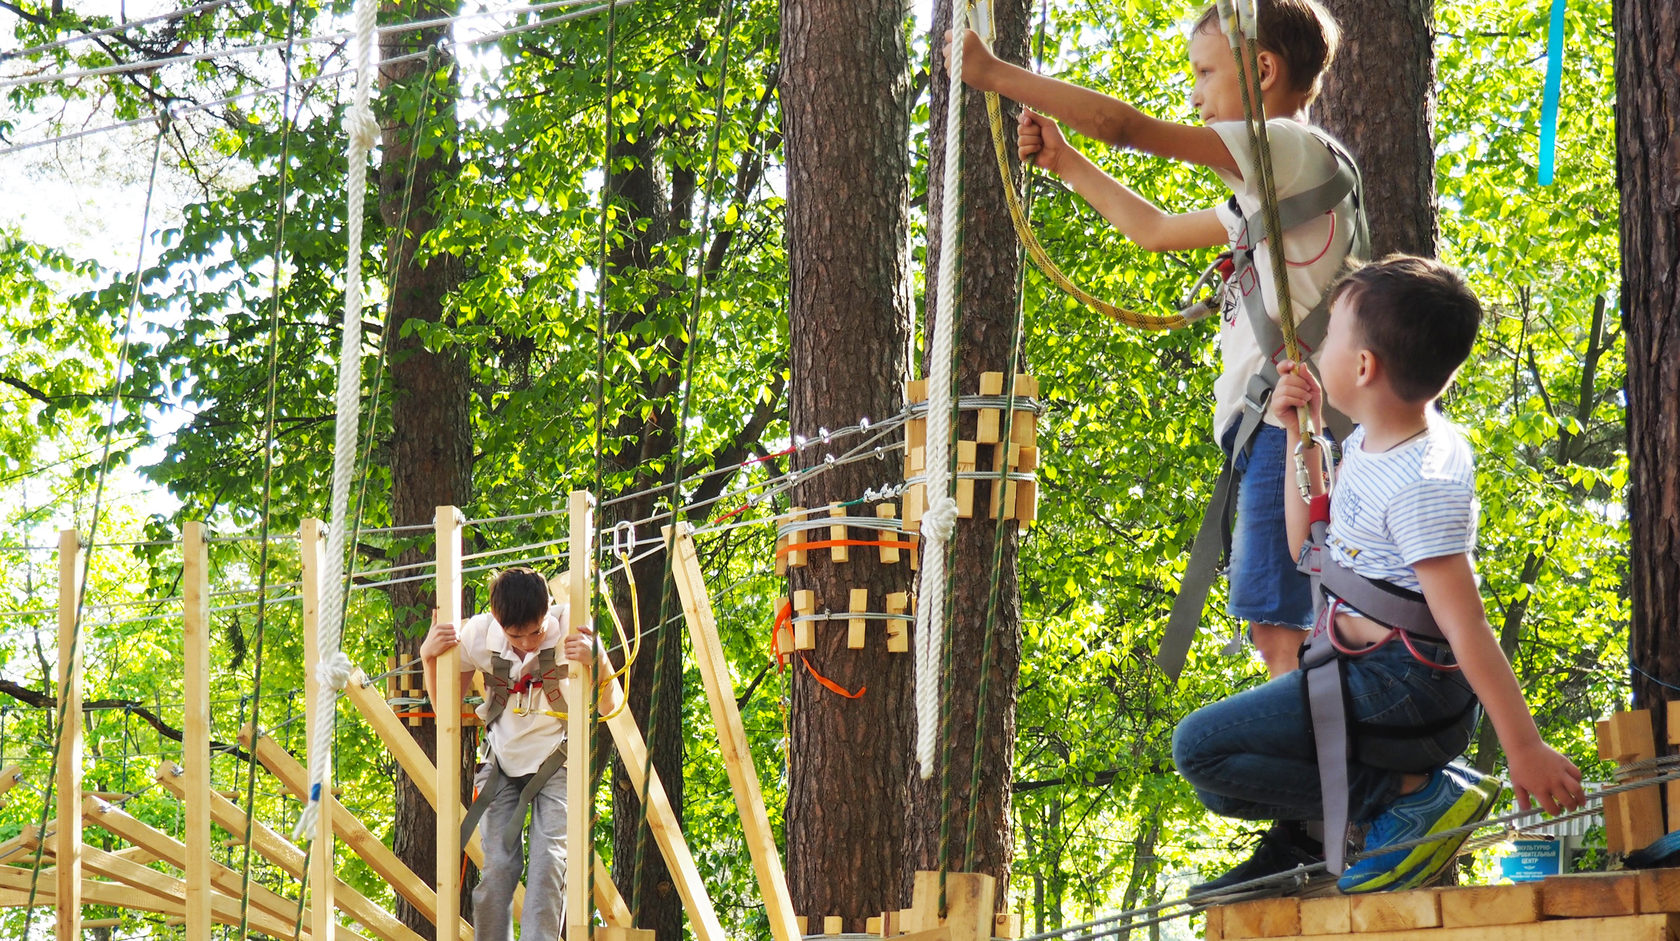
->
[[1223, 421, 1314, 630]]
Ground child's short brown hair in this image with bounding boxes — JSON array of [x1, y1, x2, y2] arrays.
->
[[1331, 255, 1483, 403], [488, 567, 550, 629], [1194, 0, 1341, 103]]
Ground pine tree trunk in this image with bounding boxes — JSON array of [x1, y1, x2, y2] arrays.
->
[[902, 0, 1027, 902], [781, 0, 916, 926], [1618, 0, 1680, 742], [379, 5, 473, 936], [1315, 0, 1438, 258]]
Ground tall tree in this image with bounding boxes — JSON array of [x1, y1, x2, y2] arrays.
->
[[904, 0, 1029, 900], [1316, 0, 1439, 257], [1618, 0, 1680, 741], [780, 0, 916, 926], [378, 3, 472, 934]]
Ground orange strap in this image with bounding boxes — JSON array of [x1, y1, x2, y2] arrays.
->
[[775, 538, 916, 557], [802, 657, 865, 699], [771, 600, 793, 670]]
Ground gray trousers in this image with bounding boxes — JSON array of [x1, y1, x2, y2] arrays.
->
[[472, 759, 568, 941]]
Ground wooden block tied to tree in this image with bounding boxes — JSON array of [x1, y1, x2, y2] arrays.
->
[[1438, 883, 1541, 928]]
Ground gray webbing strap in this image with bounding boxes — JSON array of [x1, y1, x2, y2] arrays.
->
[[480, 644, 563, 728], [460, 744, 569, 852], [1299, 513, 1350, 873], [1156, 375, 1276, 679]]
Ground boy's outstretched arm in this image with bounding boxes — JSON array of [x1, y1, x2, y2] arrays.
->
[[1412, 554, 1586, 816], [1268, 360, 1326, 552], [1021, 109, 1225, 251], [420, 621, 475, 723], [951, 29, 1239, 174]]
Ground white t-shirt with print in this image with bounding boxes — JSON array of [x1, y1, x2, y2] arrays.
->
[[1209, 118, 1360, 440], [1324, 416, 1478, 598], [456, 603, 572, 776]]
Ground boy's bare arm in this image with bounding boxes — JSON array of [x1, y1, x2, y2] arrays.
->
[[1412, 554, 1585, 815], [1269, 361, 1326, 552], [953, 30, 1239, 174], [419, 622, 474, 722], [1043, 133, 1226, 251]]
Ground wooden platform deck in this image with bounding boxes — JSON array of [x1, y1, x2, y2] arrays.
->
[[1205, 869, 1680, 940]]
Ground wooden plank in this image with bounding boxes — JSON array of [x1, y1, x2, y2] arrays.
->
[[436, 505, 464, 941], [76, 845, 308, 941], [566, 491, 594, 941], [786, 507, 807, 568], [1598, 718, 1628, 853], [824, 915, 845, 934], [183, 520, 213, 941], [886, 593, 909, 653], [669, 524, 800, 941], [238, 725, 468, 936], [1294, 912, 1678, 941], [599, 674, 726, 941], [80, 795, 365, 941], [1543, 871, 1640, 918], [849, 587, 870, 649], [300, 517, 337, 941], [1010, 374, 1039, 447], [793, 589, 817, 651], [829, 504, 850, 563], [596, 928, 656, 941], [876, 504, 900, 564], [906, 871, 941, 933], [1608, 710, 1666, 852], [992, 911, 1021, 939], [1297, 896, 1349, 935], [1203, 904, 1224, 941], [1350, 890, 1439, 932], [0, 764, 20, 799], [941, 872, 996, 941], [1669, 700, 1680, 833], [1637, 867, 1680, 913], [56, 527, 82, 941], [1438, 883, 1541, 928], [977, 372, 1005, 444], [1218, 897, 1298, 940], [154, 762, 423, 941], [955, 440, 978, 518]]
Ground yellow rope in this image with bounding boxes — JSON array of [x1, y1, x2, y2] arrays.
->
[[984, 88, 1211, 332]]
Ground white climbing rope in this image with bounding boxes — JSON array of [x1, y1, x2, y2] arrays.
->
[[295, 0, 379, 841], [914, 3, 969, 781]]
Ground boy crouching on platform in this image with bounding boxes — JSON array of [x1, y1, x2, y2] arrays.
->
[[1173, 256, 1586, 896]]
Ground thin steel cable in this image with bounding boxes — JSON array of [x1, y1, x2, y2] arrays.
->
[[19, 107, 170, 936]]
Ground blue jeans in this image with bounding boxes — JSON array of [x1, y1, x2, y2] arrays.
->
[[1172, 639, 1477, 824], [1223, 422, 1315, 629]]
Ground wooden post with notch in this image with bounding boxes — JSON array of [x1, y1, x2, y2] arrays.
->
[[301, 517, 336, 940], [56, 528, 83, 941], [567, 490, 594, 941], [435, 506, 464, 941], [668, 523, 800, 941], [182, 522, 212, 941], [1608, 710, 1666, 851]]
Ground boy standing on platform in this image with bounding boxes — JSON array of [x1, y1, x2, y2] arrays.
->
[[421, 566, 611, 940]]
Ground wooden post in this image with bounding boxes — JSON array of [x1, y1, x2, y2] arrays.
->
[[434, 506, 464, 941], [182, 522, 212, 941], [300, 518, 336, 941], [793, 590, 817, 651], [977, 372, 1005, 444], [56, 528, 82, 941], [1598, 719, 1626, 853], [829, 505, 849, 563], [567, 490, 594, 941], [876, 504, 900, 564], [668, 524, 800, 941], [848, 588, 870, 650], [1668, 700, 1680, 833], [1609, 710, 1666, 851], [885, 593, 909, 653]]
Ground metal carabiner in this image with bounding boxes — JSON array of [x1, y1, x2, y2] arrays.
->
[[610, 520, 636, 559], [1292, 431, 1338, 501]]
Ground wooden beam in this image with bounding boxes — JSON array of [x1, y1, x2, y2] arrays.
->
[[1608, 710, 1666, 852], [668, 523, 800, 941], [436, 505, 464, 941], [56, 527, 83, 941], [182, 520, 213, 941], [598, 679, 725, 941], [154, 762, 422, 941], [301, 517, 337, 941], [76, 844, 308, 940], [238, 725, 469, 937], [566, 490, 593, 941]]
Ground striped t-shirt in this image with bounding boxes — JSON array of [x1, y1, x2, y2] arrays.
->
[[1324, 415, 1478, 596]]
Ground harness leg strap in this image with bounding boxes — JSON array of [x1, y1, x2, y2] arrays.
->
[[502, 746, 570, 853], [1302, 618, 1351, 874], [461, 754, 510, 847]]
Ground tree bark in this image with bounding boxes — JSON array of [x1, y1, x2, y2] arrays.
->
[[1315, 0, 1439, 258], [902, 0, 1027, 903], [781, 0, 916, 927], [379, 4, 473, 935], [1618, 0, 1680, 743]]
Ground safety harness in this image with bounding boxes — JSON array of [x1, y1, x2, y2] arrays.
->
[[1296, 493, 1478, 873], [1154, 128, 1370, 680], [459, 643, 570, 853]]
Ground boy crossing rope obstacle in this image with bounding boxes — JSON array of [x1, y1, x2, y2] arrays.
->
[[1173, 256, 1587, 896], [420, 566, 612, 941], [949, 0, 1367, 682]]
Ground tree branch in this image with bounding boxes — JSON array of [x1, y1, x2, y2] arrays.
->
[[0, 679, 254, 763]]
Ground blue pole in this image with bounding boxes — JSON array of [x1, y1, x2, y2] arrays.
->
[[1539, 0, 1566, 186]]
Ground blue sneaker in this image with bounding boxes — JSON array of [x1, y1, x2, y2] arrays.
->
[[1337, 763, 1501, 894]]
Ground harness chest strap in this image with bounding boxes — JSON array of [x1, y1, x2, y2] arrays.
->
[[462, 645, 568, 851]]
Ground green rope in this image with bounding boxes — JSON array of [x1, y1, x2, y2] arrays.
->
[[240, 6, 303, 937], [632, 0, 741, 917]]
